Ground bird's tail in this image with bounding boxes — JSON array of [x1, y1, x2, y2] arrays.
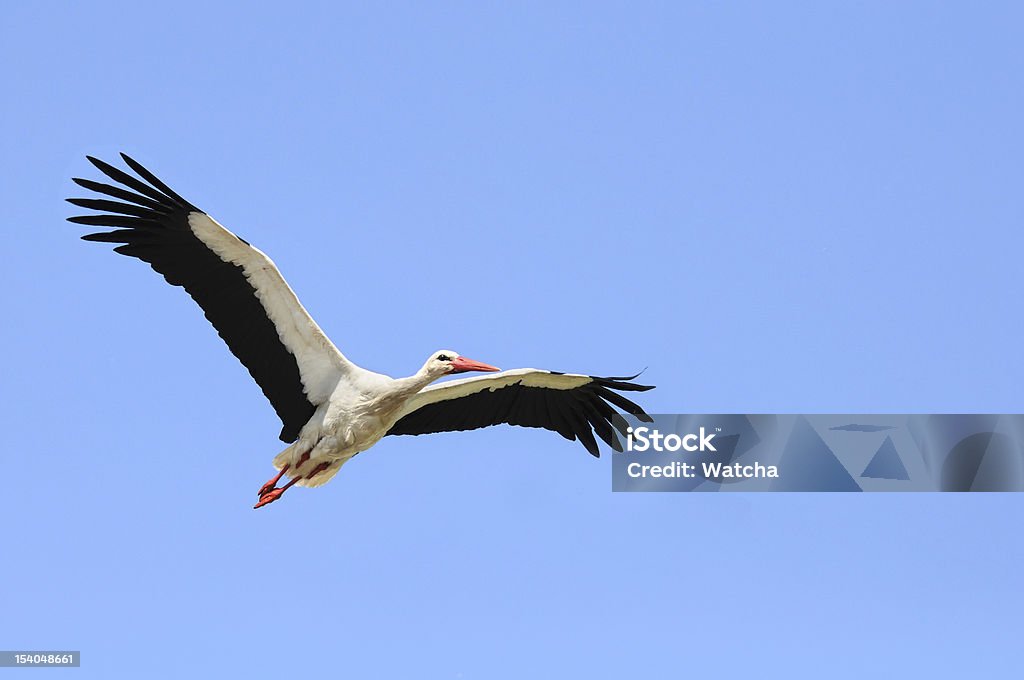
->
[[297, 462, 344, 488], [272, 442, 304, 471], [272, 443, 347, 488]]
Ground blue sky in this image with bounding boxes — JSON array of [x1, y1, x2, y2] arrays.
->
[[2, 2, 1022, 677]]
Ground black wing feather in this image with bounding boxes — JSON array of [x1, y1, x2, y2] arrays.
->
[[72, 177, 169, 211], [68, 154, 316, 442], [386, 373, 654, 457]]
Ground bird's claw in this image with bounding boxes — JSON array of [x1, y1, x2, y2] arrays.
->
[[254, 488, 284, 509], [257, 481, 277, 498]]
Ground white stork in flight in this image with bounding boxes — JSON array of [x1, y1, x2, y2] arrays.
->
[[68, 154, 654, 509]]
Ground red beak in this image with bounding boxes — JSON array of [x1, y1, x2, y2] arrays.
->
[[450, 356, 501, 374]]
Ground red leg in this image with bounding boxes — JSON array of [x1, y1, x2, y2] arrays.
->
[[257, 451, 311, 499], [257, 465, 290, 498], [307, 461, 331, 479], [252, 456, 332, 510]]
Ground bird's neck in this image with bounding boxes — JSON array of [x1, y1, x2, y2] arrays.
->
[[389, 369, 440, 398]]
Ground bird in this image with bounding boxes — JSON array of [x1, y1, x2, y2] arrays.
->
[[67, 154, 654, 509]]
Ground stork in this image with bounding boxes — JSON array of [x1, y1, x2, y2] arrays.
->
[[67, 154, 654, 509]]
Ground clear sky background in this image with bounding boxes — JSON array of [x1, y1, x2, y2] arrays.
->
[[2, 2, 1022, 677]]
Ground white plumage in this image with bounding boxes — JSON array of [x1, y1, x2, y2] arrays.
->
[[188, 212, 353, 404], [68, 154, 653, 508]]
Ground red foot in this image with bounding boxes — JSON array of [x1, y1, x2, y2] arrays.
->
[[258, 464, 290, 498], [254, 487, 285, 509], [253, 475, 300, 509]]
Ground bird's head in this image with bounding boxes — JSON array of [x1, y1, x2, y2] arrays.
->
[[426, 350, 501, 376]]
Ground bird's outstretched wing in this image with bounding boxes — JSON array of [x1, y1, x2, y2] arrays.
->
[[68, 153, 352, 442], [386, 369, 654, 456]]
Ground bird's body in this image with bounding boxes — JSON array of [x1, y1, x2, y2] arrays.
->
[[277, 364, 443, 488], [68, 154, 653, 508]]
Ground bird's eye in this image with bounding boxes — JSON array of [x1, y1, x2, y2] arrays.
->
[[437, 354, 451, 362]]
